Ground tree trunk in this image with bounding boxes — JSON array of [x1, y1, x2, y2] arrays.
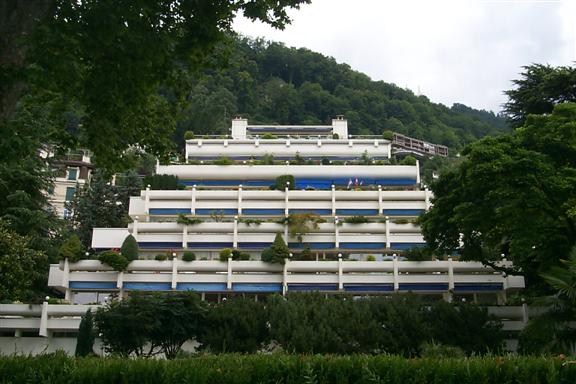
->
[[0, 0, 56, 125]]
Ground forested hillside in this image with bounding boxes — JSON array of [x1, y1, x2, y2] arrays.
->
[[174, 36, 509, 150]]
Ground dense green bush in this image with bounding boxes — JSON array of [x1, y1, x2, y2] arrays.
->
[[154, 254, 168, 261], [343, 215, 369, 224], [182, 251, 196, 262], [183, 131, 195, 140], [58, 234, 84, 262], [143, 174, 182, 190], [2, 353, 574, 383], [198, 298, 268, 353], [219, 248, 232, 262], [98, 251, 129, 271], [176, 214, 203, 225], [213, 156, 233, 165], [273, 174, 295, 190], [95, 292, 206, 359]]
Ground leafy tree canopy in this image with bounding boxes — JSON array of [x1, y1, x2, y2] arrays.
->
[[1, 0, 310, 169], [0, 219, 49, 302], [420, 102, 576, 288], [504, 64, 576, 128]]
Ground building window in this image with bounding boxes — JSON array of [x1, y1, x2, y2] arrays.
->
[[67, 167, 78, 181], [65, 187, 76, 202]]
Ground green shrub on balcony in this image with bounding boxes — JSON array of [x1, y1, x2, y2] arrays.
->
[[98, 251, 129, 271], [183, 131, 195, 140], [182, 251, 196, 262], [177, 214, 203, 225], [272, 175, 295, 190], [214, 156, 233, 165], [58, 234, 84, 263], [343, 216, 369, 224], [219, 248, 233, 262], [154, 253, 168, 261], [261, 233, 290, 264]]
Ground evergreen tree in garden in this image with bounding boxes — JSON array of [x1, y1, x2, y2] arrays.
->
[[67, 171, 128, 248], [120, 235, 139, 262], [75, 309, 95, 357], [57, 234, 84, 263], [269, 233, 290, 263]]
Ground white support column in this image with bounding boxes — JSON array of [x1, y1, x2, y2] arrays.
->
[[442, 292, 453, 303], [521, 302, 529, 324], [284, 185, 290, 217], [448, 257, 454, 291], [144, 185, 151, 222], [39, 299, 49, 337], [331, 184, 336, 216], [385, 216, 391, 249], [392, 255, 399, 292], [416, 159, 421, 185], [338, 254, 343, 291], [132, 216, 139, 240], [171, 256, 178, 290], [182, 225, 188, 248], [237, 185, 243, 216], [334, 217, 340, 248], [233, 216, 239, 249], [62, 259, 70, 299], [425, 187, 431, 210], [227, 257, 233, 290], [282, 259, 289, 295], [378, 185, 383, 215], [117, 271, 124, 290], [190, 185, 197, 215]]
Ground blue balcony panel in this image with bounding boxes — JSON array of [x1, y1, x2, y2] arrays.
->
[[196, 209, 238, 215], [149, 208, 191, 215], [69, 281, 116, 290], [124, 282, 172, 291], [390, 243, 426, 250], [288, 242, 335, 249], [344, 284, 394, 292], [237, 242, 273, 249], [340, 242, 386, 249], [454, 283, 503, 292], [181, 178, 417, 189], [383, 209, 425, 216], [138, 242, 182, 249], [177, 283, 227, 292], [232, 283, 282, 293], [336, 209, 379, 216], [187, 242, 234, 249], [289, 209, 332, 215], [288, 284, 339, 292], [399, 283, 449, 291], [242, 208, 285, 215]]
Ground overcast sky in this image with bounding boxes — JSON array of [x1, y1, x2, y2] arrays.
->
[[233, 0, 576, 113]]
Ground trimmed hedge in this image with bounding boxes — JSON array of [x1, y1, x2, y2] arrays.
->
[[0, 354, 575, 383]]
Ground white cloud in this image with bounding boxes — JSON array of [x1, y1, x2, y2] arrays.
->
[[233, 0, 574, 112]]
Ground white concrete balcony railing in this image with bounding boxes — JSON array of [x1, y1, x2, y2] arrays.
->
[[184, 138, 392, 161], [155, 164, 420, 187], [129, 187, 431, 218], [0, 303, 99, 337], [48, 259, 525, 300], [91, 221, 425, 251]]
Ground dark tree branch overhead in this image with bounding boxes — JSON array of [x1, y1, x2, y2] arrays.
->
[[0, 0, 309, 168]]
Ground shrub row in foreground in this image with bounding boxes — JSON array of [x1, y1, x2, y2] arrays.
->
[[0, 354, 575, 384]]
